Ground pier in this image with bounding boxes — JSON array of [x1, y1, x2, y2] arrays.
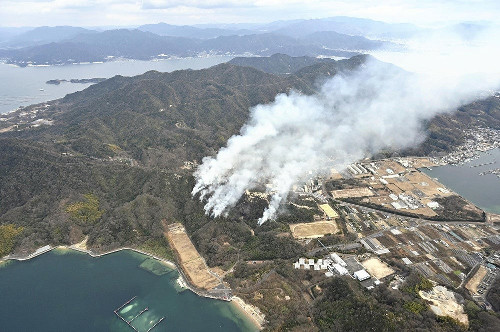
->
[[114, 296, 140, 332], [114, 311, 139, 332], [147, 317, 165, 332], [128, 307, 148, 324], [470, 161, 495, 168], [114, 296, 137, 313]]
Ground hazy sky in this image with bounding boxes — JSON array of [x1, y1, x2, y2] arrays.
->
[[0, 0, 499, 27]]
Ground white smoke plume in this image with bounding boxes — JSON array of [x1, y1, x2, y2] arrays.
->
[[192, 26, 500, 225]]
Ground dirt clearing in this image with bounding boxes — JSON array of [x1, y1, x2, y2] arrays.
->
[[166, 223, 220, 290], [361, 257, 394, 279], [466, 265, 487, 295], [290, 220, 339, 239], [331, 187, 374, 199]]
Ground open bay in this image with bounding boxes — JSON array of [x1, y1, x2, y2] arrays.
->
[[0, 249, 255, 331]]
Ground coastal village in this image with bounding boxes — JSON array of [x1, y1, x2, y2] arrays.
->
[[284, 146, 500, 327]]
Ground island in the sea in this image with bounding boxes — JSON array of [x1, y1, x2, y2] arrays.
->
[[46, 78, 106, 85]]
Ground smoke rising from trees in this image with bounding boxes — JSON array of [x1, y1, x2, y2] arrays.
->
[[192, 27, 500, 224]]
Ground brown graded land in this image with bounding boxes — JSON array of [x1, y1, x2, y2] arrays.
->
[[331, 187, 374, 199], [466, 265, 488, 295], [289, 220, 339, 239], [361, 257, 395, 279], [165, 222, 220, 290], [329, 168, 343, 180], [374, 160, 406, 175], [419, 286, 469, 326], [402, 157, 438, 168]]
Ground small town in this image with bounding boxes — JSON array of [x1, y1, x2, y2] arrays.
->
[[281, 149, 500, 327]]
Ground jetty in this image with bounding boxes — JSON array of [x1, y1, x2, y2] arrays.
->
[[114, 297, 139, 332], [147, 317, 165, 332], [114, 312, 139, 332], [128, 308, 148, 324], [114, 296, 137, 313], [470, 161, 495, 168]]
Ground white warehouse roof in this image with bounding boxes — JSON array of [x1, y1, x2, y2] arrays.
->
[[354, 269, 371, 281]]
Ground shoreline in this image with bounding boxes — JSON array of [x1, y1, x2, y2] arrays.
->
[[0, 243, 264, 331], [1, 54, 237, 68], [230, 296, 266, 331]]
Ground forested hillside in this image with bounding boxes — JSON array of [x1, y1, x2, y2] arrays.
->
[[1, 54, 499, 330], [1, 54, 499, 255]]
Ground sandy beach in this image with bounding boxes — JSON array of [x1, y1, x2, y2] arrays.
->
[[231, 296, 266, 331]]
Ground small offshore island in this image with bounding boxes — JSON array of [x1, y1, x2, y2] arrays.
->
[[46, 77, 106, 85]]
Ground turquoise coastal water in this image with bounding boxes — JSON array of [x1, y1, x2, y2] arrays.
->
[[0, 249, 255, 332], [422, 148, 500, 214]]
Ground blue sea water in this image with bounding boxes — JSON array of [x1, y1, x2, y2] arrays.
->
[[422, 148, 500, 214], [0, 249, 255, 332]]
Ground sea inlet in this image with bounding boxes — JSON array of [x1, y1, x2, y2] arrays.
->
[[422, 148, 500, 214], [0, 249, 256, 331]]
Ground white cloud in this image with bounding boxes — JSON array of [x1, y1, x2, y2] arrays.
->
[[142, 0, 255, 9], [0, 0, 498, 27]]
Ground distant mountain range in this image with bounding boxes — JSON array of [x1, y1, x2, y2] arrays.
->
[[137, 22, 255, 39], [269, 16, 420, 39], [0, 17, 413, 65], [0, 17, 490, 66], [0, 29, 372, 66], [0, 26, 97, 49]]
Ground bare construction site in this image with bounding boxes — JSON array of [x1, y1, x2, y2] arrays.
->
[[166, 223, 221, 290]]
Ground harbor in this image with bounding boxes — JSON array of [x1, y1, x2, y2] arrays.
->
[[423, 148, 500, 214]]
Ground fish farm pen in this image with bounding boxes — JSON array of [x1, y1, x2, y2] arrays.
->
[[114, 296, 165, 331]]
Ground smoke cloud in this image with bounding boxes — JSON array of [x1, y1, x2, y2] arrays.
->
[[192, 26, 500, 224]]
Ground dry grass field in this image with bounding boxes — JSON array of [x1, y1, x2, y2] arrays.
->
[[289, 220, 339, 239], [361, 257, 395, 279], [331, 187, 374, 199], [466, 265, 488, 295], [166, 223, 220, 290]]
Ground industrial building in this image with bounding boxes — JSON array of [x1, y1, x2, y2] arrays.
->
[[354, 269, 371, 281], [333, 264, 349, 275], [330, 253, 347, 267]]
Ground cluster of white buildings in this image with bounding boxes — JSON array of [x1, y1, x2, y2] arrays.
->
[[390, 193, 421, 210], [293, 252, 372, 282], [294, 258, 329, 271]]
